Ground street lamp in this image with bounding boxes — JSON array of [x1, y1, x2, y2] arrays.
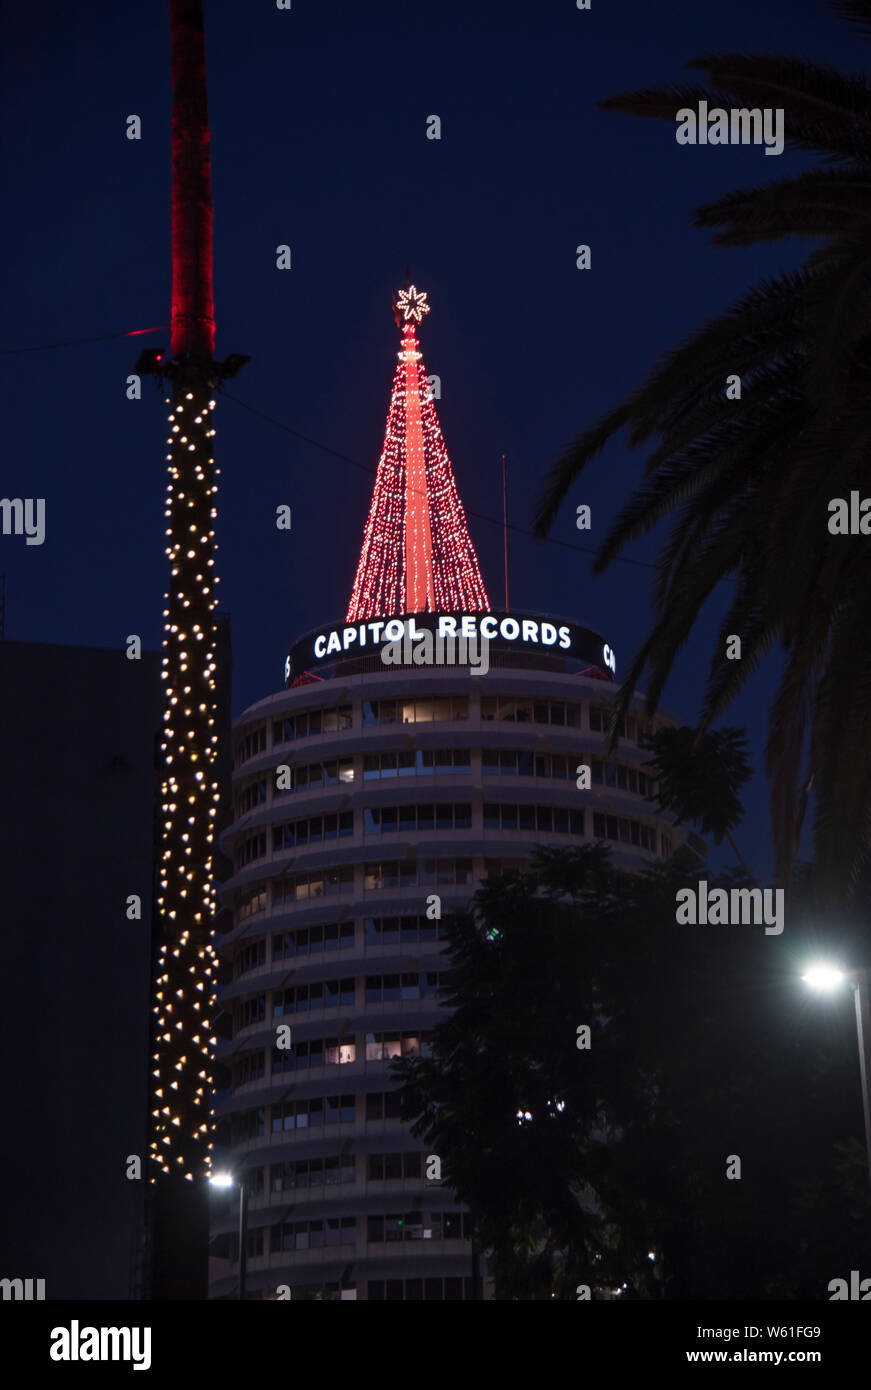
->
[[802, 962, 871, 1190], [209, 1171, 248, 1300]]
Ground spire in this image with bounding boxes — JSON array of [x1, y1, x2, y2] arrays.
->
[[346, 284, 490, 621]]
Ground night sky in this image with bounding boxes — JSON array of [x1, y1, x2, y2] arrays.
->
[[1, 0, 854, 886]]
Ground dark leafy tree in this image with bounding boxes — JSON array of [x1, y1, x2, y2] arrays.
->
[[642, 725, 753, 873], [395, 845, 869, 1298]]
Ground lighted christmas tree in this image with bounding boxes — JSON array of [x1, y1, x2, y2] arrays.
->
[[346, 284, 490, 620]]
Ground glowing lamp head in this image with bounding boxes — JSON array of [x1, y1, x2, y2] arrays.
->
[[802, 963, 846, 993], [209, 1171, 234, 1188]]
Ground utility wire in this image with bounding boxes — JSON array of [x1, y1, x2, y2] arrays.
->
[[0, 326, 168, 357], [220, 390, 659, 573], [0, 325, 657, 572]]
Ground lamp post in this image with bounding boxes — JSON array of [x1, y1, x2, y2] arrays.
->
[[209, 1172, 248, 1300], [802, 963, 871, 1191]]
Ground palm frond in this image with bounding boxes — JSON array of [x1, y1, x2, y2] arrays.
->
[[532, 403, 631, 538], [694, 171, 871, 246], [539, 12, 871, 903], [832, 0, 871, 38], [597, 83, 736, 121], [685, 54, 871, 159]]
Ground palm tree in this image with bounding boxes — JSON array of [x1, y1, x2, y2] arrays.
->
[[643, 725, 753, 876], [147, 0, 220, 1300], [533, 0, 871, 907]]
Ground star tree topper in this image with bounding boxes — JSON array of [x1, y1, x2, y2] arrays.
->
[[394, 284, 431, 325]]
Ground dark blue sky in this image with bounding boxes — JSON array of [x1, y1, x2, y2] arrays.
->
[[1, 0, 853, 881]]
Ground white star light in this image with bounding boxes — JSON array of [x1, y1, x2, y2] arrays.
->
[[396, 284, 431, 323]]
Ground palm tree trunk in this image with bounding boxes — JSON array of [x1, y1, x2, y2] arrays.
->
[[147, 0, 217, 1300], [170, 0, 215, 361]]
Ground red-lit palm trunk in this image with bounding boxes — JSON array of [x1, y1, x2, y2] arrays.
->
[[170, 0, 215, 361], [147, 0, 219, 1300]]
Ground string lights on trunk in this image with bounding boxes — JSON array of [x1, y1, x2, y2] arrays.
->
[[150, 384, 220, 1183]]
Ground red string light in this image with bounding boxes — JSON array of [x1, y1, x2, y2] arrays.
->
[[346, 286, 490, 621]]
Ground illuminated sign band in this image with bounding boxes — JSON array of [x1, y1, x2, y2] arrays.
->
[[285, 610, 615, 685]]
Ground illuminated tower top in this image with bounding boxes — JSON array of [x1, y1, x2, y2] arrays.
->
[[346, 285, 490, 622]]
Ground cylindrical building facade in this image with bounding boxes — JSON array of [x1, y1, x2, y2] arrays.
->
[[208, 623, 695, 1300]]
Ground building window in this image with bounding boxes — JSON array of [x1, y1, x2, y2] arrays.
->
[[244, 1168, 265, 1197], [363, 749, 471, 779], [237, 884, 267, 922], [272, 866, 354, 904], [366, 1212, 471, 1243], [272, 1098, 318, 1132], [368, 1152, 424, 1180], [482, 804, 584, 835], [234, 831, 267, 870], [230, 1228, 264, 1262], [234, 778, 267, 818], [364, 803, 471, 835], [325, 1094, 356, 1123], [364, 915, 441, 945], [365, 1091, 404, 1122], [590, 758, 654, 796], [235, 940, 266, 977], [236, 995, 266, 1031], [273, 979, 355, 1016], [271, 1217, 355, 1252], [364, 1032, 427, 1060], [273, 810, 353, 852], [233, 1108, 265, 1142], [592, 811, 657, 852], [271, 1037, 356, 1073], [270, 1096, 354, 1132], [589, 708, 654, 742], [236, 1050, 265, 1085], [365, 974, 440, 1004], [362, 697, 468, 726], [363, 858, 472, 891], [272, 706, 353, 745], [480, 697, 580, 727], [270, 1155, 355, 1192], [272, 922, 354, 959], [482, 750, 576, 780], [275, 757, 355, 796], [272, 1040, 313, 1073], [233, 725, 267, 769]]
